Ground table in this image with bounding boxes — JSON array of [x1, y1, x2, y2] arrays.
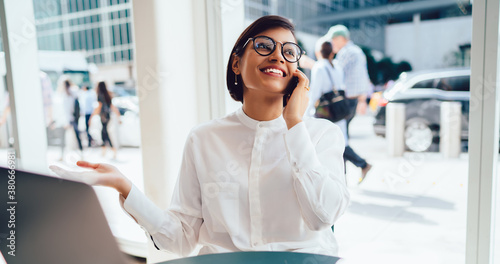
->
[[157, 251, 340, 264]]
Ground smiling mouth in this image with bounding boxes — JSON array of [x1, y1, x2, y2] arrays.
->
[[261, 67, 287, 77]]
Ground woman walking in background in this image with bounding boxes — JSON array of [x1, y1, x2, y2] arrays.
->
[[91, 81, 121, 160]]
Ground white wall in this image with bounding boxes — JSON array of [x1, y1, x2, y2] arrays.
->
[[385, 16, 472, 71]]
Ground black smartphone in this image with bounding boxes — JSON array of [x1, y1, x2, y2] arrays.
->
[[283, 76, 299, 107]]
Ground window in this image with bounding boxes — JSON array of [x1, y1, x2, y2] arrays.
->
[[446, 76, 470, 92], [411, 79, 434, 89], [411, 75, 470, 92]]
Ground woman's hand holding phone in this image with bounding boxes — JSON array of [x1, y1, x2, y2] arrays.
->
[[283, 69, 310, 130]]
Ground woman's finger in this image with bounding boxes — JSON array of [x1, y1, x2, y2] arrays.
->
[[292, 69, 309, 89], [76, 160, 100, 169]]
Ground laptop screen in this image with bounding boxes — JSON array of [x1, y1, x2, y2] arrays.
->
[[0, 166, 131, 264]]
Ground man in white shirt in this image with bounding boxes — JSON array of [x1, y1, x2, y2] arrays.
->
[[79, 85, 96, 147]]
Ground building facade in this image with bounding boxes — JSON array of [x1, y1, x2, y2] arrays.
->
[[33, 0, 134, 86], [244, 0, 472, 54]]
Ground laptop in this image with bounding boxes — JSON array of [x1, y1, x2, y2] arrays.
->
[[0, 166, 132, 264]]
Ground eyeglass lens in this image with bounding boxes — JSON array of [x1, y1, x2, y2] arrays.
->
[[253, 36, 301, 62]]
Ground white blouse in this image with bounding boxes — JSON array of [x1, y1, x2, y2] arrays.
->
[[120, 107, 350, 257]]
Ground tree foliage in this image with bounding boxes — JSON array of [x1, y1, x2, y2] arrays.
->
[[361, 47, 412, 85]]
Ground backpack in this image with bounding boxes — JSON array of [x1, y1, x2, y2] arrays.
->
[[100, 101, 110, 123]]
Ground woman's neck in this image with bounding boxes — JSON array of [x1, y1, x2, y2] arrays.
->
[[242, 91, 283, 121]]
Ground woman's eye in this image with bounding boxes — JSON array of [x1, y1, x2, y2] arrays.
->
[[256, 43, 273, 50], [284, 49, 296, 56]]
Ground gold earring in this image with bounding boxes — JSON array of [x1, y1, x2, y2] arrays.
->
[[234, 74, 238, 85]]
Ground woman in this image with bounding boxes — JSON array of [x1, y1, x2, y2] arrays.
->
[[50, 16, 350, 257], [90, 81, 121, 159], [309, 41, 371, 183]]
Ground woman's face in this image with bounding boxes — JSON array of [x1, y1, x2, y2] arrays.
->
[[233, 27, 298, 97]]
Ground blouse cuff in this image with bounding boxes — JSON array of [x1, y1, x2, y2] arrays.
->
[[284, 122, 322, 173], [121, 184, 164, 235]]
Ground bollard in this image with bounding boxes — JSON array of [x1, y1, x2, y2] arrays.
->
[[440, 102, 461, 158], [386, 103, 406, 157]]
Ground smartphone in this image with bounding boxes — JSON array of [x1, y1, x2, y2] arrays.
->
[[283, 76, 299, 107]]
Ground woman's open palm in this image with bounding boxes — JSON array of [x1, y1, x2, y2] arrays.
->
[[49, 161, 131, 197]]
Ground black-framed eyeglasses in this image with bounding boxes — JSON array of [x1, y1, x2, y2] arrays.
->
[[241, 36, 306, 63]]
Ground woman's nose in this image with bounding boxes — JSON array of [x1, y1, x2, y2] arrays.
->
[[268, 44, 285, 63]]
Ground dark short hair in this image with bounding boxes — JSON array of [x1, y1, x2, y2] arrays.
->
[[320, 41, 333, 59], [226, 15, 296, 102]]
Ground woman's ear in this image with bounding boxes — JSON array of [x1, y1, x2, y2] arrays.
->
[[232, 54, 240, 75]]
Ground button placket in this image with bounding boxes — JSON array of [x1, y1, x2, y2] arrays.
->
[[248, 124, 265, 247]]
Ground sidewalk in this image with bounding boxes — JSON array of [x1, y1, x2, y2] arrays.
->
[[336, 114, 471, 264]]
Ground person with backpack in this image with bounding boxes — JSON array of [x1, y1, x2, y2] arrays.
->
[[52, 77, 83, 160], [309, 40, 372, 183], [90, 81, 121, 160]]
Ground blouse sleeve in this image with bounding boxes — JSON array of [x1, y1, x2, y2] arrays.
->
[[283, 121, 350, 230], [120, 133, 203, 257]]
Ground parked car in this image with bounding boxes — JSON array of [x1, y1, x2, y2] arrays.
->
[[110, 85, 137, 98], [373, 68, 470, 152]]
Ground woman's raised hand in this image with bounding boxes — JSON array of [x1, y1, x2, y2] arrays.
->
[[49, 161, 132, 198], [283, 69, 310, 130]]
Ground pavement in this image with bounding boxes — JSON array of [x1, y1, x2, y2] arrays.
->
[[1, 112, 498, 264], [336, 114, 477, 264]]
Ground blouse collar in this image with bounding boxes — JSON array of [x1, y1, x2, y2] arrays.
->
[[236, 107, 286, 130]]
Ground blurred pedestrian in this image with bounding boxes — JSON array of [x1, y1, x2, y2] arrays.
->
[[54, 77, 83, 159], [40, 71, 54, 128], [325, 25, 371, 136], [79, 84, 96, 147], [0, 71, 55, 149], [0, 71, 54, 127], [90, 81, 121, 159], [309, 40, 371, 183]]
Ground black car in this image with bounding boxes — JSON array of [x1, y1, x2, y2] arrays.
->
[[373, 68, 470, 152]]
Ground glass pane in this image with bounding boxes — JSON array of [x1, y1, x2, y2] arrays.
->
[[31, 0, 146, 259], [0, 25, 12, 166], [243, 1, 472, 263], [496, 163, 500, 264]]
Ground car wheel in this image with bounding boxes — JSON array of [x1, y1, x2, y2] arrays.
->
[[405, 118, 434, 152]]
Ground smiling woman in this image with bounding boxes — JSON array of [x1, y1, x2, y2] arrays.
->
[[50, 15, 349, 258], [227, 16, 302, 103]]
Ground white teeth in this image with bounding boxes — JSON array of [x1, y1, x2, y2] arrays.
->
[[263, 68, 283, 76]]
